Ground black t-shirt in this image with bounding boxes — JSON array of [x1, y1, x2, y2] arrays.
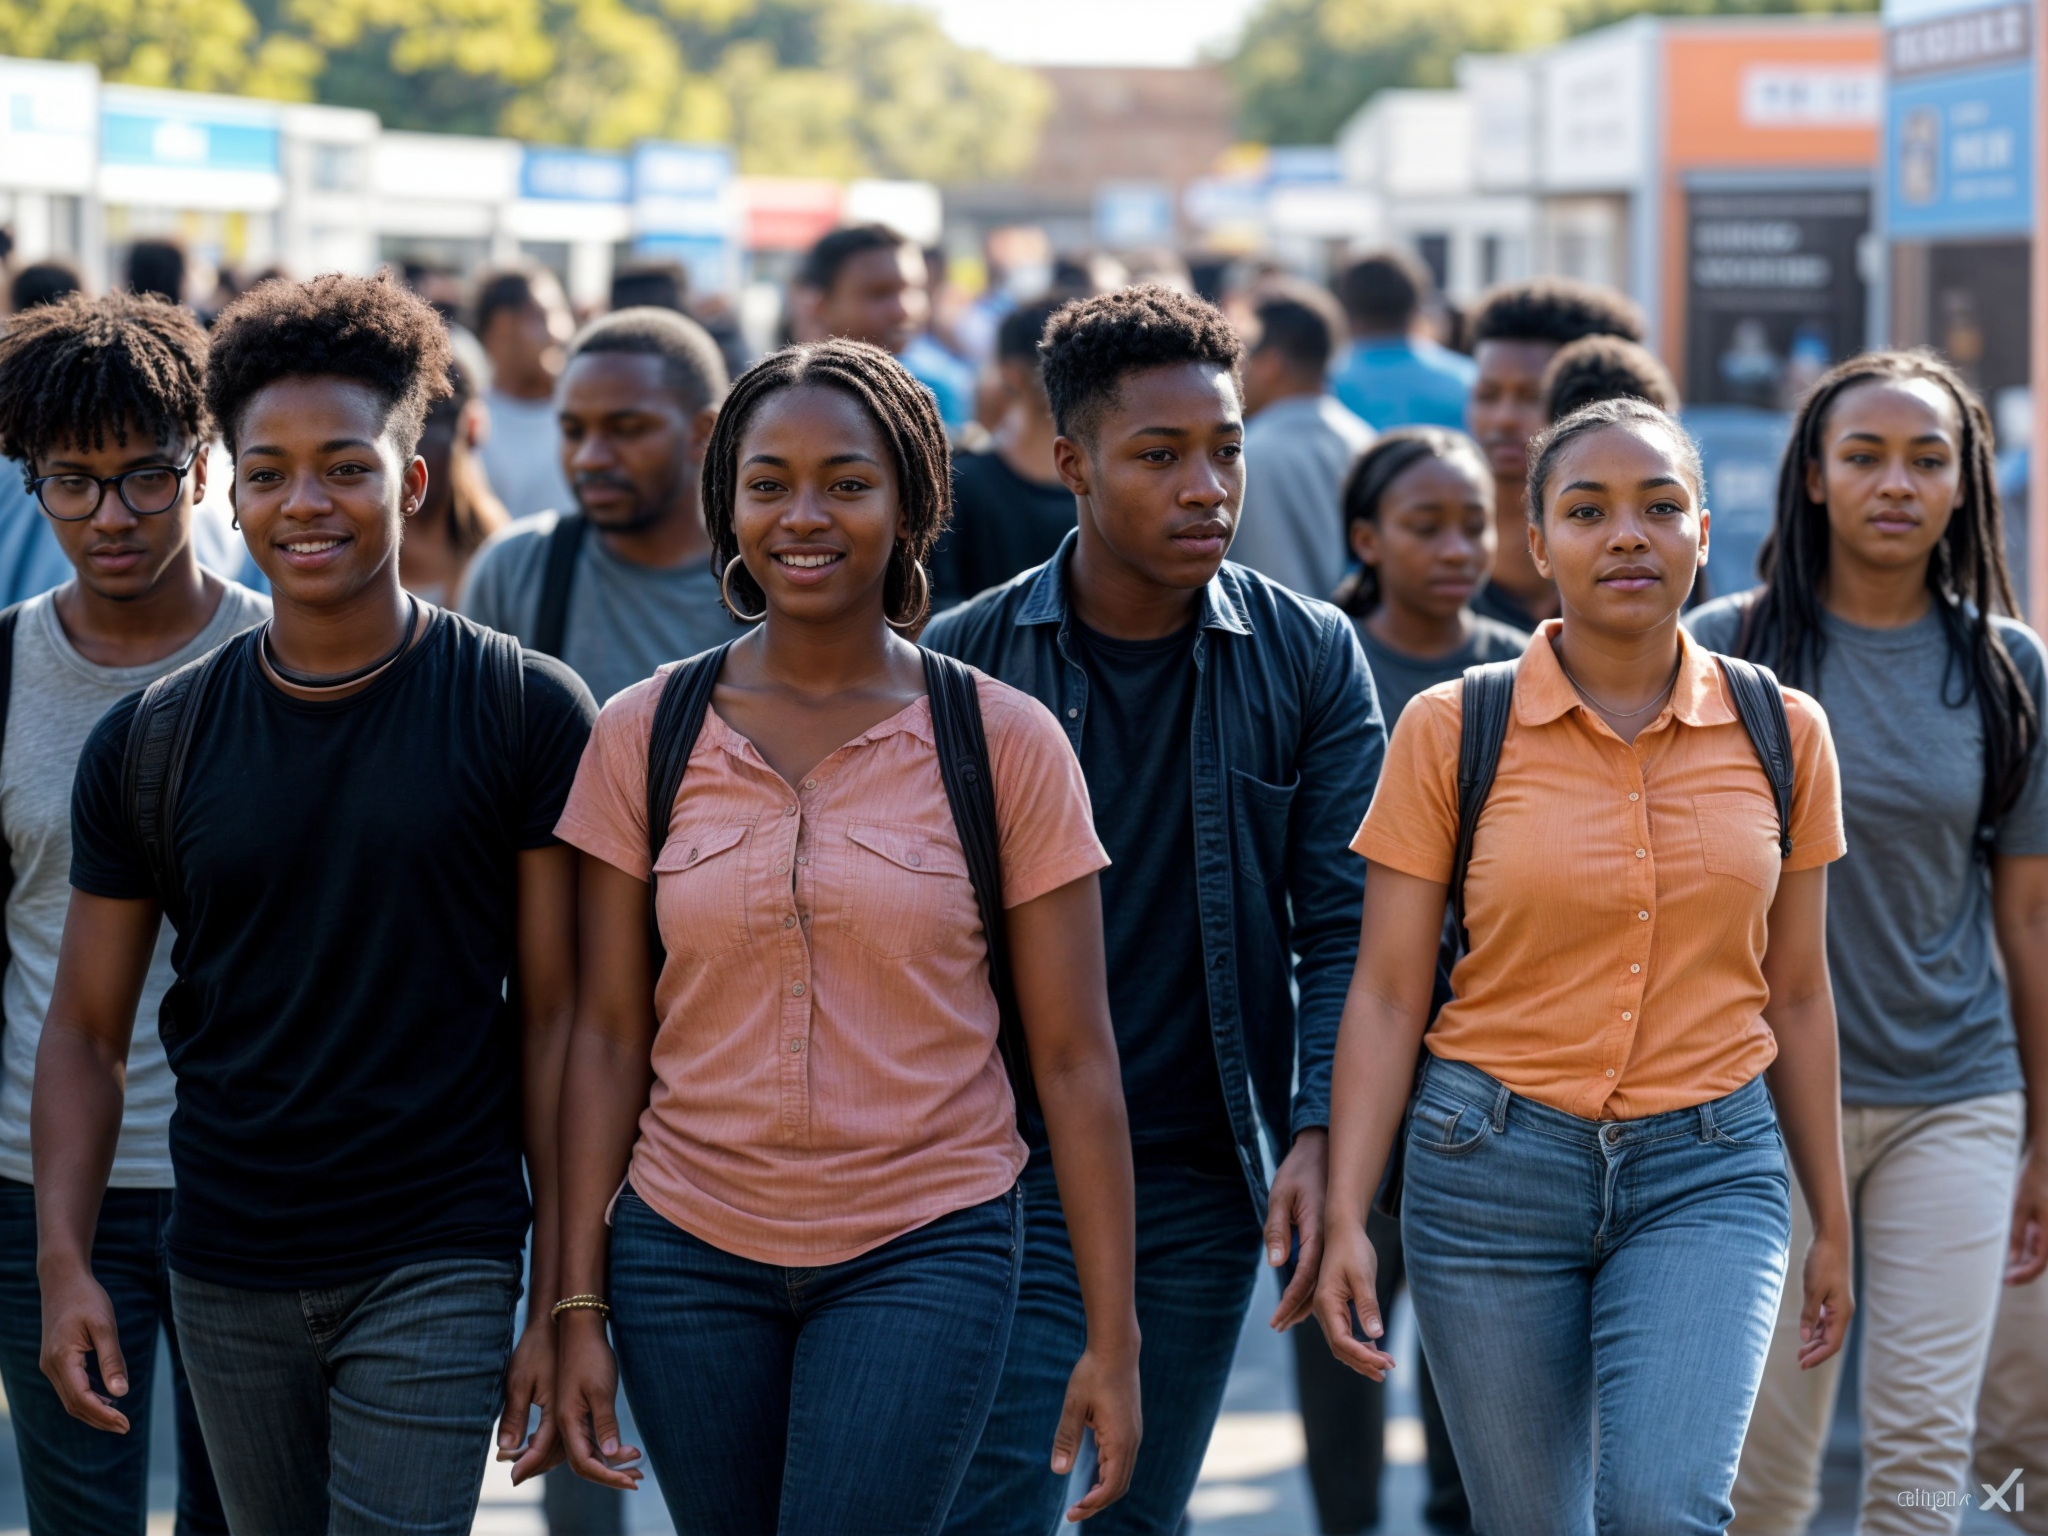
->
[[1065, 619, 1233, 1151], [70, 611, 596, 1288], [932, 448, 1076, 606]]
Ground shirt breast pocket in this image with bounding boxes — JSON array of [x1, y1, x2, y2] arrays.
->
[[1231, 770, 1298, 887], [1692, 792, 1779, 893], [841, 823, 973, 959], [652, 822, 754, 960]]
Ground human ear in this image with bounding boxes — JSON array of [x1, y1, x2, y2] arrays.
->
[[1527, 516, 1553, 582], [1052, 435, 1090, 498], [1697, 505, 1712, 569], [1348, 519, 1379, 566], [401, 454, 429, 518], [1805, 454, 1827, 507]]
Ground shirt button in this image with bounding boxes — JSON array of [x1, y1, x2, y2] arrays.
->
[[907, 852, 921, 867], [1621, 1011, 1633, 1021], [803, 778, 817, 791], [1629, 792, 1640, 802], [687, 846, 699, 862], [795, 855, 809, 866], [1631, 963, 1641, 974], [1067, 707, 1079, 719], [791, 981, 806, 997], [787, 1038, 805, 1053], [1606, 1069, 1616, 1079], [782, 914, 796, 929], [1637, 911, 1649, 921], [1634, 849, 1646, 859], [783, 804, 797, 817], [776, 858, 789, 874]]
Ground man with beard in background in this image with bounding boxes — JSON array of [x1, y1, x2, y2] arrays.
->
[[461, 307, 734, 706]]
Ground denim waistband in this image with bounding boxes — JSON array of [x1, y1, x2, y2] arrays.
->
[[1416, 1054, 1774, 1148]]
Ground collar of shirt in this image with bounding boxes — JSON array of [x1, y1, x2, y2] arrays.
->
[[1516, 619, 1737, 732], [1013, 529, 1253, 637]]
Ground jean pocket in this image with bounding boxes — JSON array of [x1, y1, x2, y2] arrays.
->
[[1708, 1100, 1782, 1150], [1408, 1095, 1493, 1155]]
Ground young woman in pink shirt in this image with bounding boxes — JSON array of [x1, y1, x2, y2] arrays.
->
[[550, 339, 1140, 1533]]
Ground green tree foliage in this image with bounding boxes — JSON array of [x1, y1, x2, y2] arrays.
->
[[1229, 0, 1878, 146], [0, 0, 1047, 180]]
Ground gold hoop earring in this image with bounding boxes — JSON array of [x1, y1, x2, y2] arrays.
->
[[720, 555, 768, 622], [885, 559, 931, 633]]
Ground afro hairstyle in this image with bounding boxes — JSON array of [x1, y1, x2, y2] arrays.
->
[[1469, 278, 1646, 349], [1039, 284, 1244, 442], [0, 290, 209, 475], [205, 271, 454, 459], [1542, 334, 1678, 421]]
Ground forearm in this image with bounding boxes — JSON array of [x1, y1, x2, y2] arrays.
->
[[1035, 1054, 1139, 1352], [31, 1021, 127, 1279], [1993, 880, 2048, 1146], [557, 1025, 653, 1301], [1324, 986, 1425, 1235], [1764, 992, 1851, 1237], [522, 1003, 575, 1311]]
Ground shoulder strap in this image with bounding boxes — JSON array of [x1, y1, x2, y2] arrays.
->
[[1448, 659, 1518, 948], [121, 639, 238, 918], [533, 512, 588, 659], [1714, 654, 1796, 859], [921, 649, 1037, 1124], [644, 644, 733, 950], [0, 602, 21, 762], [482, 625, 526, 813]]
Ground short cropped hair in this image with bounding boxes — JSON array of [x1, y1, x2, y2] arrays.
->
[[798, 224, 911, 294], [472, 266, 563, 341], [0, 291, 210, 476], [1251, 283, 1347, 375], [996, 298, 1063, 366], [1470, 278, 1646, 348], [205, 272, 454, 457], [126, 240, 186, 305], [1336, 251, 1429, 332], [1543, 334, 1678, 421], [1040, 285, 1245, 442], [11, 259, 84, 313], [609, 259, 688, 313], [564, 306, 729, 411]]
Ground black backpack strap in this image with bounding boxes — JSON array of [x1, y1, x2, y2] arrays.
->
[[481, 625, 526, 825], [922, 649, 1037, 1124], [532, 512, 588, 660], [1448, 659, 1519, 946], [120, 639, 238, 920], [0, 602, 22, 989], [644, 644, 733, 951], [1715, 655, 1796, 859]]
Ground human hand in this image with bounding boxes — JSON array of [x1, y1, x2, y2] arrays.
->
[[1266, 1128, 1327, 1331], [497, 1314, 565, 1483], [2005, 1144, 2046, 1285], [1310, 1218, 1395, 1380], [555, 1313, 644, 1490], [1051, 1338, 1142, 1523], [1797, 1225, 1854, 1369], [39, 1264, 131, 1433]]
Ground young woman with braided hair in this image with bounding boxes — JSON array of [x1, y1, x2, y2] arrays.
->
[[1688, 352, 2048, 1535], [551, 338, 1139, 1532]]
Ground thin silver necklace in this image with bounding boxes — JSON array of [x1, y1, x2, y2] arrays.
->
[[1558, 651, 1682, 719]]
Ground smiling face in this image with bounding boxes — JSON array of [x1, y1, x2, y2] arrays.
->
[[1350, 453, 1496, 622], [1058, 361, 1244, 593], [1467, 339, 1558, 500], [1530, 420, 1708, 636], [36, 420, 205, 602], [1808, 376, 1964, 580], [559, 351, 710, 534], [731, 384, 904, 628], [231, 376, 426, 609]]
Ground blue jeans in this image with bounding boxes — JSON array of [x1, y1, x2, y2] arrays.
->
[[945, 1146, 1265, 1536], [0, 1177, 225, 1536], [609, 1183, 1021, 1535], [1401, 1057, 1792, 1536], [169, 1256, 521, 1535]]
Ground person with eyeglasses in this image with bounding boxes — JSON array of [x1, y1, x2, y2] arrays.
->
[[0, 292, 264, 1535]]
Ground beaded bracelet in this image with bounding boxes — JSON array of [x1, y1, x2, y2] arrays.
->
[[550, 1293, 612, 1320]]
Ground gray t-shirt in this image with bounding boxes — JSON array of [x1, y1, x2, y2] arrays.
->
[[478, 390, 574, 522], [0, 581, 271, 1186], [1232, 394, 1376, 602], [459, 509, 740, 707], [1688, 593, 2048, 1106], [1353, 612, 1530, 725]]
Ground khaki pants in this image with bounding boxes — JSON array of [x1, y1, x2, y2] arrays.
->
[[1975, 1262, 2048, 1534], [1730, 1092, 2025, 1536]]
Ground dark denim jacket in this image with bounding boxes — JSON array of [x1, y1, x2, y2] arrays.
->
[[923, 533, 1385, 1211]]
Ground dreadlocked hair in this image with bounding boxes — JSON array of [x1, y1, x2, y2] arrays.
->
[[702, 339, 950, 626], [1731, 348, 2039, 839], [0, 291, 209, 482], [1332, 427, 1490, 618]]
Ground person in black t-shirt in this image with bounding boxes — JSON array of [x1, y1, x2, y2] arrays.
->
[[36, 273, 596, 1535], [930, 298, 1073, 608]]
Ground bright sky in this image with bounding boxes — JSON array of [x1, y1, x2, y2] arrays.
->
[[914, 0, 1263, 67]]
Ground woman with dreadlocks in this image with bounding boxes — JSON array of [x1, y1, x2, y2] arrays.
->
[[551, 338, 1140, 1531], [1688, 351, 2048, 1536]]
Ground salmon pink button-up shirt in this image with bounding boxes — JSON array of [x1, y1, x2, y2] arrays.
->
[[556, 665, 1108, 1266], [1355, 623, 1846, 1120]]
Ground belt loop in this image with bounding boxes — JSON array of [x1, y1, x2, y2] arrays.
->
[[1697, 1097, 1718, 1143], [1490, 1083, 1510, 1135]]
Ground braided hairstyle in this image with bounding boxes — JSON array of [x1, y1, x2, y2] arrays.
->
[[1333, 427, 1491, 618], [1730, 349, 2038, 834], [702, 339, 950, 626], [0, 291, 209, 485]]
